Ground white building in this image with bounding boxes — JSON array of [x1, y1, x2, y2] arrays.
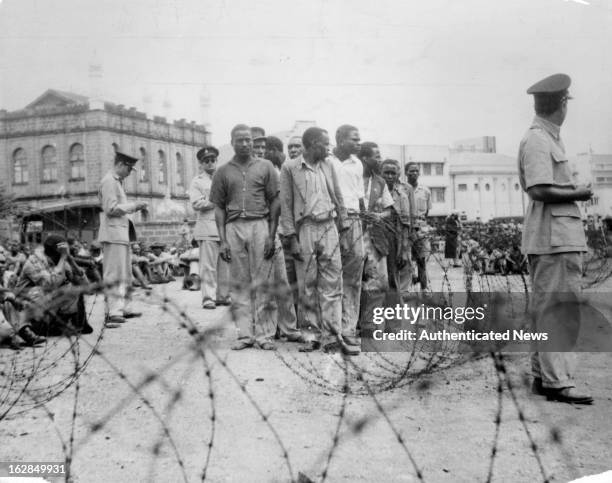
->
[[575, 152, 612, 218], [448, 152, 526, 221], [379, 143, 451, 217]]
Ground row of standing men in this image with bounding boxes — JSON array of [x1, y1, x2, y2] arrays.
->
[[95, 71, 596, 401], [188, 124, 433, 355]]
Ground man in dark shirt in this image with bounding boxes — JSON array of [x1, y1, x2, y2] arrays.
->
[[210, 124, 281, 350]]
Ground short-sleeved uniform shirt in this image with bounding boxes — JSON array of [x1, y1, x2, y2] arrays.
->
[[189, 171, 218, 241], [518, 116, 586, 254], [210, 156, 279, 223]]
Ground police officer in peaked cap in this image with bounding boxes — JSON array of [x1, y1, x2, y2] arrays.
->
[[518, 73, 594, 404]]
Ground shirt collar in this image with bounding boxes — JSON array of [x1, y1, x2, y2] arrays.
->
[[330, 153, 359, 164], [300, 155, 322, 172], [197, 170, 213, 179], [229, 155, 257, 168], [533, 115, 561, 140]]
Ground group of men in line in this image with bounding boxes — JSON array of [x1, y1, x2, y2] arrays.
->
[[186, 124, 433, 355], [185, 71, 599, 402], [0, 72, 599, 404]]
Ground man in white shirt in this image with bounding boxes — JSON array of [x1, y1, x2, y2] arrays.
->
[[189, 146, 230, 309], [329, 124, 366, 348]]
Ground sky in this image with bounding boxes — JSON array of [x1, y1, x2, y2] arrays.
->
[[1, 0, 611, 156]]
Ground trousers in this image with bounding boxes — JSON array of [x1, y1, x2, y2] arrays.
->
[[387, 234, 413, 300], [528, 252, 581, 389], [199, 240, 230, 303], [340, 217, 365, 338], [295, 220, 342, 343], [411, 235, 430, 290], [281, 236, 299, 312], [226, 219, 276, 344], [102, 242, 132, 317], [272, 236, 300, 338], [2, 301, 25, 333], [361, 231, 389, 337]]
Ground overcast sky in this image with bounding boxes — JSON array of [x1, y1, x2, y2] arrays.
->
[[1, 0, 611, 156]]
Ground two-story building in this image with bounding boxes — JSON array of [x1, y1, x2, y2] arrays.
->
[[0, 89, 210, 243]]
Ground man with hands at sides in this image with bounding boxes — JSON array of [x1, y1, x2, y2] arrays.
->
[[210, 124, 281, 351]]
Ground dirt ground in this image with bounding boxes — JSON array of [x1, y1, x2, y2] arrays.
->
[[1, 264, 611, 483]]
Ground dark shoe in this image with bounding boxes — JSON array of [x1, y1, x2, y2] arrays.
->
[[546, 387, 593, 404], [342, 335, 360, 346], [105, 315, 126, 324], [340, 343, 360, 356], [257, 341, 277, 351], [122, 310, 142, 319], [231, 340, 254, 351], [285, 334, 305, 343], [531, 377, 546, 396], [104, 322, 122, 329], [215, 297, 232, 306], [323, 341, 341, 353], [299, 341, 321, 352], [18, 326, 46, 346]]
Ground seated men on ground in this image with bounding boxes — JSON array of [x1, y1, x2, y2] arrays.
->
[[15, 235, 93, 337]]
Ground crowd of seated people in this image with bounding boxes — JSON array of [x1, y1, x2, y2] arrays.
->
[[0, 235, 190, 350], [130, 241, 182, 286], [447, 221, 529, 276]]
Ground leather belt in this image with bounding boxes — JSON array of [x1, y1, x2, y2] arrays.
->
[[301, 210, 336, 224]]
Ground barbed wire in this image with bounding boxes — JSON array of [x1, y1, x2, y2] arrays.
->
[[0, 218, 608, 482]]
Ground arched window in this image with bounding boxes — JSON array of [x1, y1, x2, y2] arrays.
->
[[12, 148, 28, 184], [69, 143, 85, 180], [112, 142, 120, 153], [175, 152, 185, 187], [514, 183, 520, 191], [41, 145, 58, 182], [139, 147, 149, 182], [485, 183, 490, 191], [158, 150, 167, 184]]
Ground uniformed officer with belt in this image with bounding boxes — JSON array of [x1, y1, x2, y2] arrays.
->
[[98, 152, 148, 326], [518, 73, 593, 404]]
